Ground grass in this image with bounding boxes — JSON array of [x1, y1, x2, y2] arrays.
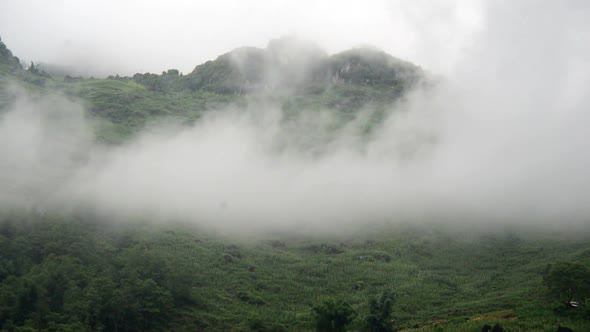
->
[[140, 222, 589, 330], [53, 79, 241, 143]]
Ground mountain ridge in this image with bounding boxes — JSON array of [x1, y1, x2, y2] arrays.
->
[[0, 36, 426, 142]]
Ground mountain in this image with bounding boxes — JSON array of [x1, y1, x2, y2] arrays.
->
[[1, 37, 590, 332], [0, 37, 426, 142], [183, 37, 423, 96], [0, 36, 22, 74], [0, 36, 53, 89], [128, 36, 425, 110]]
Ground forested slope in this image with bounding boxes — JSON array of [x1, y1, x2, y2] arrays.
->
[[0, 36, 589, 332]]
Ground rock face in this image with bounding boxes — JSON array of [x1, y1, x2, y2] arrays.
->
[[185, 36, 424, 96], [0, 36, 23, 73]]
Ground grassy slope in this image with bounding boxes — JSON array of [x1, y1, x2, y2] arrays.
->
[[1, 212, 589, 331], [59, 79, 241, 143]]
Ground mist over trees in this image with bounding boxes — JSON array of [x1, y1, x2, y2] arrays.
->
[[1, 1, 590, 331]]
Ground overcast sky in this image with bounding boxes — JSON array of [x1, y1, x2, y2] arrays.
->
[[0, 0, 485, 76]]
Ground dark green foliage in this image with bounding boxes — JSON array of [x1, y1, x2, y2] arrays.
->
[[545, 261, 590, 307], [248, 316, 288, 332], [366, 290, 396, 332], [0, 216, 191, 331], [313, 299, 355, 331], [1, 214, 590, 331]]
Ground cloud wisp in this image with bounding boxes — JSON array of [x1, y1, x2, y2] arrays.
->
[[0, 1, 589, 232]]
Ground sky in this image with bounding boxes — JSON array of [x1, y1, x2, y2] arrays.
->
[[0, 0, 484, 76]]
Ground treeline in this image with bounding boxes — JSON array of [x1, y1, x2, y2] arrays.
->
[[0, 214, 198, 332], [1, 212, 590, 331]]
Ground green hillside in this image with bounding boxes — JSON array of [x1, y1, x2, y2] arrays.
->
[[0, 37, 589, 332], [1, 36, 425, 143], [0, 37, 22, 75], [0, 212, 589, 331]]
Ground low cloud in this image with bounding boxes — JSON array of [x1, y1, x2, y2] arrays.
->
[[0, 1, 589, 232]]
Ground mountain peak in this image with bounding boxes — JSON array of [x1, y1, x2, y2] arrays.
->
[[0, 36, 23, 74], [186, 37, 423, 95]]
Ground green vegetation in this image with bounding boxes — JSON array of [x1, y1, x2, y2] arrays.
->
[[366, 290, 395, 332], [1, 36, 424, 144], [0, 212, 589, 331], [0, 37, 22, 75], [544, 262, 590, 309], [312, 299, 355, 331], [0, 39, 51, 88], [1, 37, 589, 331]]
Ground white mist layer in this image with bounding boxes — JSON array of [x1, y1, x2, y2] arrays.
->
[[1, 83, 589, 231], [1, 1, 589, 231]]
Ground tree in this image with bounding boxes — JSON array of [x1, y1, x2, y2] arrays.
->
[[312, 299, 355, 332], [366, 290, 396, 332], [28, 61, 38, 74], [545, 262, 590, 308]]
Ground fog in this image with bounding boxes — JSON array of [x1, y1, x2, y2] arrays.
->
[[0, 0, 483, 76], [0, 1, 589, 232]]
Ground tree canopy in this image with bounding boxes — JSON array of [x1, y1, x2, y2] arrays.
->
[[545, 261, 590, 307]]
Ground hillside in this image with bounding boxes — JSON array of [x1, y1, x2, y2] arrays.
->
[[1, 37, 590, 332], [1, 37, 424, 143], [1, 212, 589, 331], [183, 37, 421, 96], [0, 37, 22, 74]]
